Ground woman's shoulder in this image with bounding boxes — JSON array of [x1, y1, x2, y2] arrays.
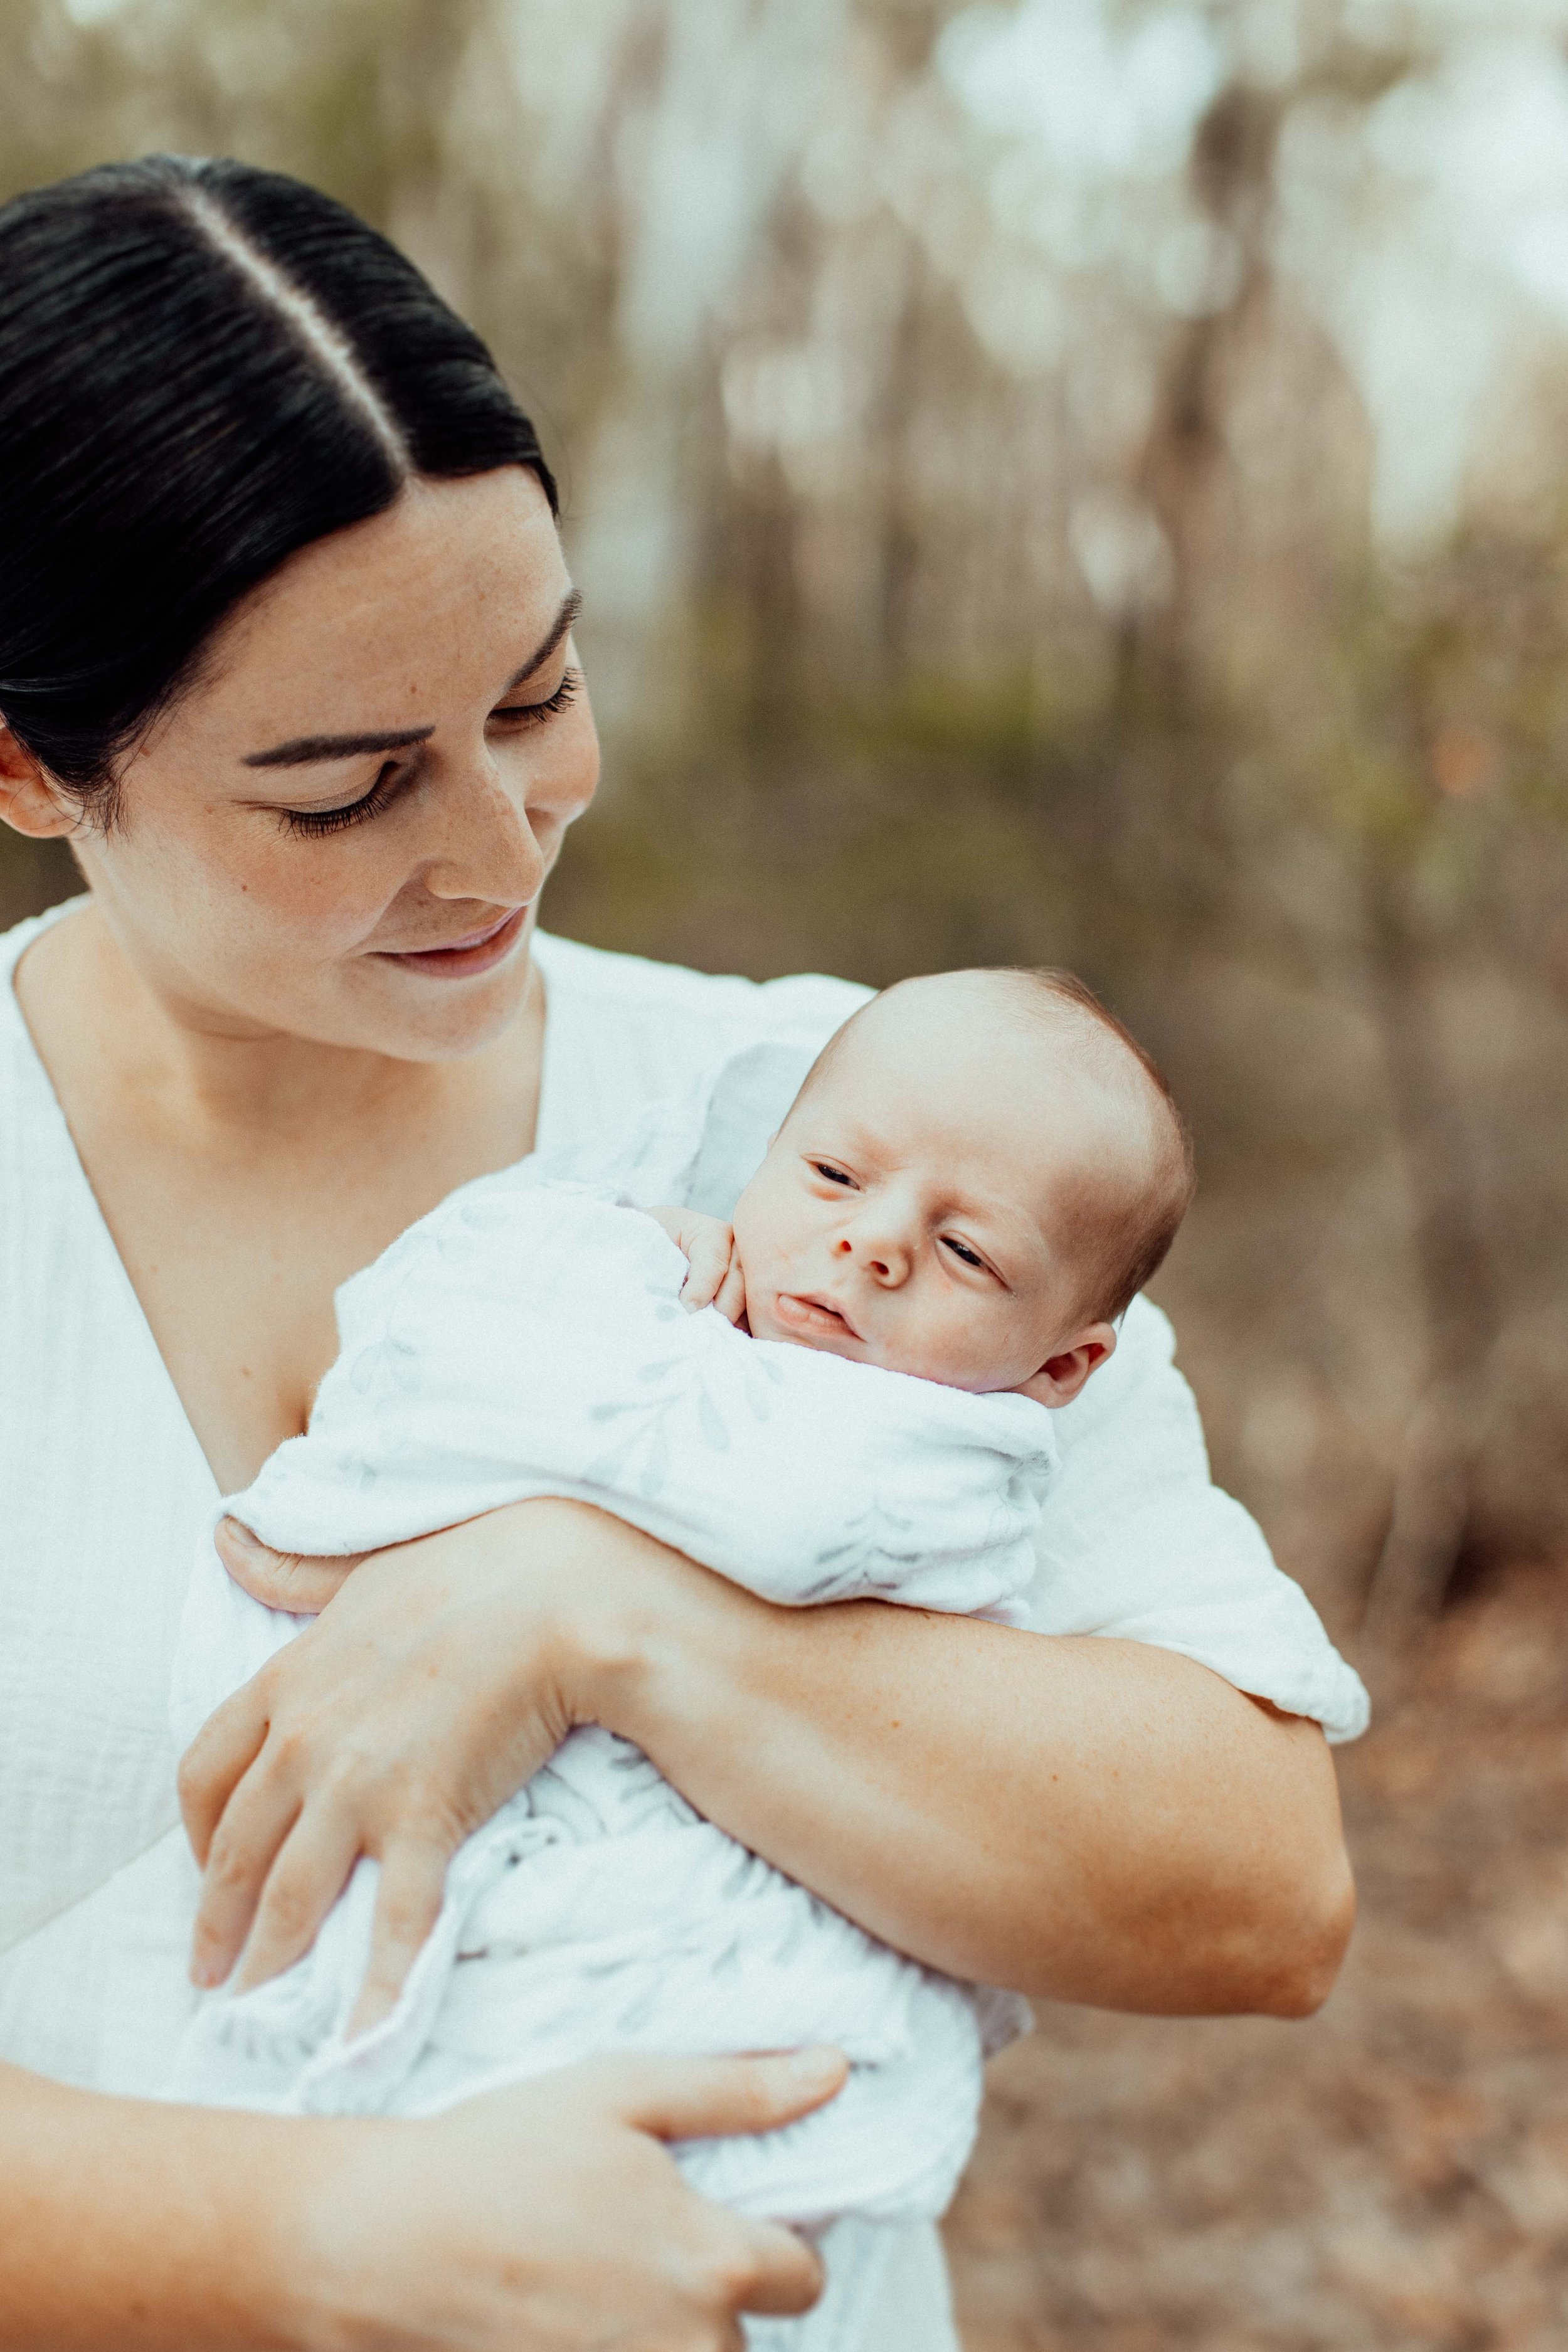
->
[[0, 896, 87, 1107], [0, 893, 85, 983], [532, 929, 871, 1056]]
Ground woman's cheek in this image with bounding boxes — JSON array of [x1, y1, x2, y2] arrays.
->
[[252, 828, 412, 949], [519, 742, 600, 845]]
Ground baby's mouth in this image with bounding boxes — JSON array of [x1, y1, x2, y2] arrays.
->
[[773, 1291, 861, 1343]]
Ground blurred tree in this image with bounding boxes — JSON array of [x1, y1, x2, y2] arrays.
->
[[3, 0, 1566, 1633]]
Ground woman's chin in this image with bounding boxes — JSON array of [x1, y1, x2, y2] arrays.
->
[[333, 944, 541, 1061]]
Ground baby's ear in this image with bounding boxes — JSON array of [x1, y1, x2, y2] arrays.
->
[[1015, 1323, 1118, 1409]]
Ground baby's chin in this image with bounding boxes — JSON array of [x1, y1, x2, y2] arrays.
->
[[753, 1289, 868, 1359], [752, 1290, 999, 1389]]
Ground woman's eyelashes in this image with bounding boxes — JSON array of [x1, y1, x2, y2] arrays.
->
[[491, 667, 580, 729], [280, 761, 402, 838], [277, 669, 583, 838]]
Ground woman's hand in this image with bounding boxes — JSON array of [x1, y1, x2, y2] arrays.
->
[[186, 1493, 1354, 2025], [179, 1502, 630, 2026], [0, 2045, 842, 2350], [302, 2050, 841, 2350]]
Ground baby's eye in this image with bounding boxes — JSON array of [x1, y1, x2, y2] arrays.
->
[[941, 1236, 986, 1270], [811, 1162, 854, 1187]]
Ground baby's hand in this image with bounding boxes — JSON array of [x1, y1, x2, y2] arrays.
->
[[644, 1206, 747, 1324]]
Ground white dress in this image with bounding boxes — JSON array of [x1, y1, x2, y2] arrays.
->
[[0, 898, 1366, 2347]]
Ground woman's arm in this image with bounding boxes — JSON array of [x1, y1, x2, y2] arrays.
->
[[589, 1525, 1353, 2016], [190, 1502, 1352, 2026], [0, 2046, 837, 2349]]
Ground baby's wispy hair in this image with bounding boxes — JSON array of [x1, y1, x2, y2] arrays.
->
[[793, 965, 1195, 1327]]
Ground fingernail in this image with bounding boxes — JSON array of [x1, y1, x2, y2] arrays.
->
[[785, 2045, 844, 2087], [219, 1517, 255, 1550]]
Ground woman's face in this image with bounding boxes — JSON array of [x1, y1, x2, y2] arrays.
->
[[65, 467, 598, 1059]]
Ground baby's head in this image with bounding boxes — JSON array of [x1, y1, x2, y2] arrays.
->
[[732, 968, 1194, 1407]]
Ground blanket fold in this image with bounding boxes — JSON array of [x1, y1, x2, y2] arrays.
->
[[167, 1167, 1060, 2228]]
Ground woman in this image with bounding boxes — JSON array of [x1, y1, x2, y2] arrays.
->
[[0, 157, 1353, 2349]]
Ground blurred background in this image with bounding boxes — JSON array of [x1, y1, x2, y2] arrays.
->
[[4, 1, 1567, 2341]]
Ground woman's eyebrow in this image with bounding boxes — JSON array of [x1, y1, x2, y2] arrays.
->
[[240, 588, 583, 769], [500, 586, 582, 694], [241, 723, 433, 770]]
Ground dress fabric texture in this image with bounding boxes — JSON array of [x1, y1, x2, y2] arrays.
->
[[0, 901, 1365, 2348], [165, 1170, 1064, 2227]]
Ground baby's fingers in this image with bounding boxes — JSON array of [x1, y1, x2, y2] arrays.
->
[[348, 1830, 452, 2037], [714, 1251, 749, 1327], [679, 1226, 736, 1313]]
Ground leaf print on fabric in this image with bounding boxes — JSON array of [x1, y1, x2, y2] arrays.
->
[[171, 1166, 1054, 2225]]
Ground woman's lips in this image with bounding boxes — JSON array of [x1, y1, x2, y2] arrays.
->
[[772, 1291, 861, 1343], [378, 904, 529, 980]]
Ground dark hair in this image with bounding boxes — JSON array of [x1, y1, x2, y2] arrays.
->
[[0, 155, 556, 815]]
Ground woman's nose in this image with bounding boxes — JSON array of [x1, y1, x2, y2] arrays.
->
[[423, 752, 547, 908]]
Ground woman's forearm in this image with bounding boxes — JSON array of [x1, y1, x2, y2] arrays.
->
[[201, 1498, 1354, 2022], [0, 2062, 314, 2350], [0, 2047, 835, 2351], [578, 1528, 1355, 2018]]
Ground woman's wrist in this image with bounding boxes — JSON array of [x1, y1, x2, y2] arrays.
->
[[0, 2063, 351, 2352], [534, 1500, 711, 1740], [257, 2117, 383, 2352], [158, 2106, 364, 2352]]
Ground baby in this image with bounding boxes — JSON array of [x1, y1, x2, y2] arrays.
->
[[167, 966, 1360, 2261], [653, 964, 1193, 1407]]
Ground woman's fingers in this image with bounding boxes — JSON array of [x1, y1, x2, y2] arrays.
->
[[176, 1682, 269, 1867], [347, 1831, 452, 2036], [580, 2050, 843, 2320], [232, 1804, 363, 1991], [608, 2045, 848, 2144], [606, 2050, 841, 2322], [197, 1783, 448, 2006], [728, 2220, 827, 2319], [188, 1763, 307, 1987], [215, 1516, 365, 1613]]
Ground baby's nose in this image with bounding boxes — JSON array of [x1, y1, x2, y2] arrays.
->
[[835, 1233, 898, 1279]]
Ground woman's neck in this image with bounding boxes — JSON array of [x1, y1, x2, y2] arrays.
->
[[14, 896, 550, 1488], [23, 898, 544, 1155]]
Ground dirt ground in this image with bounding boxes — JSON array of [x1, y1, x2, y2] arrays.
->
[[943, 1566, 1568, 2351]]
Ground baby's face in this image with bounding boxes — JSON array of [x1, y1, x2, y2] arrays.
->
[[731, 977, 1125, 1404]]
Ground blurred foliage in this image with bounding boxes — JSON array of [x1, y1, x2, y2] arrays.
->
[[3, 0, 1567, 1629]]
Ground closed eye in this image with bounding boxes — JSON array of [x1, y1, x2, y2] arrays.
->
[[280, 760, 403, 837], [810, 1161, 856, 1187], [941, 1235, 990, 1272], [490, 668, 581, 728], [276, 669, 583, 839]]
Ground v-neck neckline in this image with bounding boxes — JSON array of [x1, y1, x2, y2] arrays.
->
[[3, 898, 220, 1500], [2, 899, 567, 1498]]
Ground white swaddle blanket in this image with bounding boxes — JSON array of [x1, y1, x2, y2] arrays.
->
[[167, 1157, 1059, 2228]]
